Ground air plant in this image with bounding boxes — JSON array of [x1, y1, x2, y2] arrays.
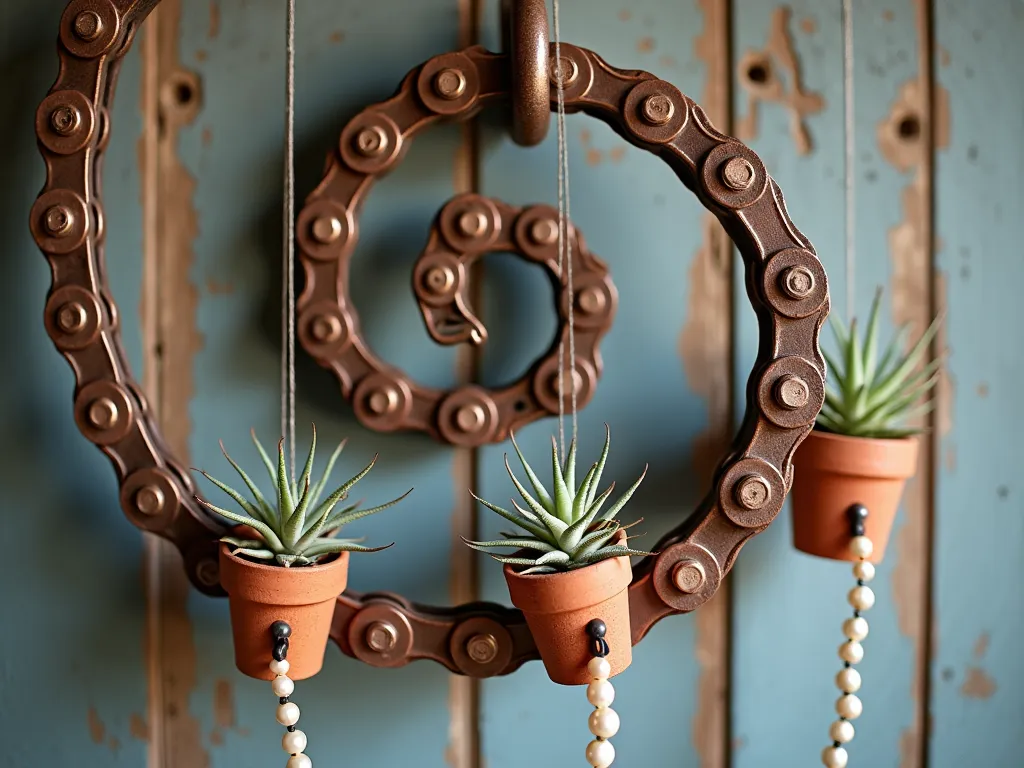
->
[[819, 288, 943, 439], [464, 426, 653, 574], [195, 425, 411, 566]]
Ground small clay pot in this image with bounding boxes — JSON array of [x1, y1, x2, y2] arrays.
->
[[791, 430, 919, 563], [504, 544, 633, 686], [219, 543, 349, 680]]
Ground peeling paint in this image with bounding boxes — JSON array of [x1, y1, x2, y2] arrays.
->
[[961, 667, 997, 699], [685, 3, 731, 767], [637, 36, 655, 53], [330, 30, 345, 44], [735, 6, 824, 154], [618, 9, 631, 22], [658, 54, 678, 69], [139, 4, 208, 768], [886, 3, 946, 766], [585, 148, 602, 166], [87, 707, 106, 745], [208, 0, 220, 38], [800, 17, 817, 34], [609, 147, 626, 164], [130, 713, 150, 742]]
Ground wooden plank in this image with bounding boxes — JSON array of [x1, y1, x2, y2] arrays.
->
[[160, 2, 469, 766], [0, 4, 149, 766], [930, 2, 1024, 765], [729, 2, 931, 766], [474, 1, 729, 765]]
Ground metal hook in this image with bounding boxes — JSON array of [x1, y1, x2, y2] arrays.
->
[[501, 0, 550, 146]]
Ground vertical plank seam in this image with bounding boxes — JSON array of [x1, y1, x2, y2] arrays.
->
[[140, 12, 164, 768], [921, 0, 937, 764], [447, 1, 482, 766]]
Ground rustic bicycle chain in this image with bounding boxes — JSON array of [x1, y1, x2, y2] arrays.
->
[[32, 0, 828, 678], [301, 185, 616, 445]]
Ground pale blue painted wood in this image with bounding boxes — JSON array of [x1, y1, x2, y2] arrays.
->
[[174, 1, 467, 766], [475, 2, 720, 765], [932, 3, 1024, 765], [0, 5, 150, 767], [731, 2, 922, 766]]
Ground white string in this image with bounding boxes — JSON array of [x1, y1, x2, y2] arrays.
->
[[282, 0, 297, 477], [552, 0, 577, 459], [842, 0, 855, 322]]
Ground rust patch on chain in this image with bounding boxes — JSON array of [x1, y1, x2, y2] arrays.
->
[[686, 2, 731, 766], [139, 4, 208, 768], [735, 6, 824, 154]]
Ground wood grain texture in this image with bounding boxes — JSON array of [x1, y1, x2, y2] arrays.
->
[[167, 1, 468, 766], [4, 1, 1024, 766], [730, 3, 931, 766], [0, 5, 149, 767], [474, 1, 725, 765], [931, 2, 1024, 765]]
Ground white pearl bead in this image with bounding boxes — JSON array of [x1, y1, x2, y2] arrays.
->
[[853, 560, 875, 583], [849, 535, 873, 559], [588, 656, 612, 680], [272, 675, 295, 697], [848, 585, 875, 611], [286, 755, 312, 768], [270, 659, 290, 676], [282, 729, 307, 755], [821, 745, 849, 767], [838, 641, 864, 664], [588, 707, 620, 739], [587, 679, 615, 708], [829, 719, 855, 743], [842, 616, 869, 642], [835, 694, 863, 720], [836, 667, 862, 693], [585, 738, 616, 767], [276, 702, 300, 726]]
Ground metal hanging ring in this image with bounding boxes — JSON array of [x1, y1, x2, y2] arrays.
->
[[501, 0, 550, 146]]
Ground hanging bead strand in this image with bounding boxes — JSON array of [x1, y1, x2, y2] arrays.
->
[[270, 621, 312, 768], [822, 505, 874, 768], [584, 619, 619, 767]]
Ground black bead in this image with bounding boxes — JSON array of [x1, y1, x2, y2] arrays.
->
[[853, 610, 861, 619], [287, 725, 296, 732], [585, 619, 607, 639], [280, 696, 289, 705], [833, 740, 841, 749], [273, 639, 289, 661], [270, 621, 292, 640], [847, 504, 869, 537]]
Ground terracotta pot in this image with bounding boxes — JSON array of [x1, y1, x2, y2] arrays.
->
[[504, 545, 633, 686], [791, 430, 919, 563], [218, 543, 349, 680]]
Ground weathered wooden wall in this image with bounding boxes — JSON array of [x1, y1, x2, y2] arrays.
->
[[1, 0, 1020, 766]]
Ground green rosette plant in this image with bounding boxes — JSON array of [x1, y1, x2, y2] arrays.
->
[[195, 424, 411, 567], [464, 425, 653, 574]]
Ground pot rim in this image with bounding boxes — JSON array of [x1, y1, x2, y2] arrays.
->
[[218, 543, 350, 606], [503, 532, 632, 614], [795, 428, 919, 478]]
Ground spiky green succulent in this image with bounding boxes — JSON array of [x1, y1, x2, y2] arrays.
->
[[195, 425, 411, 567], [464, 426, 653, 574], [819, 288, 943, 439]]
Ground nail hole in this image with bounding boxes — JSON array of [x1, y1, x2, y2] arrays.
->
[[897, 115, 920, 140], [175, 82, 195, 106], [514, 400, 528, 412], [747, 63, 770, 84]]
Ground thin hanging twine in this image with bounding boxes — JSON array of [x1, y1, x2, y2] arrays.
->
[[842, 0, 855, 322], [282, 0, 297, 477], [552, 0, 577, 460]]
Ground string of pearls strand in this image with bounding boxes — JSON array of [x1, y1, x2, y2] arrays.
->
[[822, 506, 876, 768], [270, 622, 312, 768], [584, 619, 619, 767]]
